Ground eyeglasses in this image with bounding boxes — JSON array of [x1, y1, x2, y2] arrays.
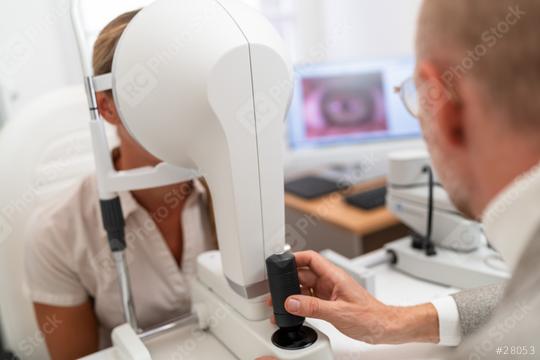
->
[[394, 77, 420, 118]]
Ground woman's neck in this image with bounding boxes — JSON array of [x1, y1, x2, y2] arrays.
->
[[115, 147, 194, 218]]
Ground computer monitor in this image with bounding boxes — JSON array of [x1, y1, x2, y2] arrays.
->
[[287, 57, 420, 150], [285, 57, 424, 179]]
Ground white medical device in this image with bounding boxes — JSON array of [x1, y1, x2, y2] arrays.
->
[[71, 0, 332, 358], [387, 150, 483, 252], [324, 150, 510, 294], [384, 150, 511, 289]]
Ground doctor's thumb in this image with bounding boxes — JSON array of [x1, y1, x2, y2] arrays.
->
[[285, 295, 334, 320]]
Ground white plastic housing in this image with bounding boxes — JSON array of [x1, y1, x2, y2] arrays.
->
[[111, 0, 293, 297], [385, 239, 510, 289], [191, 277, 333, 360], [388, 192, 483, 251], [387, 150, 483, 251], [388, 149, 436, 186]]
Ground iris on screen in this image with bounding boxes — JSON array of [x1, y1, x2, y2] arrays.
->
[[302, 72, 388, 140]]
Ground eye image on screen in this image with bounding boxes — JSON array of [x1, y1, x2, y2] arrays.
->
[[302, 72, 388, 139]]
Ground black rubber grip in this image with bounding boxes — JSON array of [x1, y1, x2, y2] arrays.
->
[[266, 251, 305, 329], [100, 197, 126, 252]]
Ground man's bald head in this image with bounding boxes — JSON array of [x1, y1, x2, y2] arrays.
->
[[417, 0, 540, 132]]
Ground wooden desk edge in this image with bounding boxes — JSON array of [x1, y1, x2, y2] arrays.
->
[[285, 177, 401, 235]]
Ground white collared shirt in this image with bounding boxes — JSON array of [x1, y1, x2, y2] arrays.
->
[[432, 161, 540, 346], [25, 175, 216, 348]]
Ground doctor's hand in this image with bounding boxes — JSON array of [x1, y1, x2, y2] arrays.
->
[[275, 251, 440, 345]]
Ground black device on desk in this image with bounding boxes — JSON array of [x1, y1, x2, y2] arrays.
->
[[345, 186, 387, 210], [285, 176, 342, 199]]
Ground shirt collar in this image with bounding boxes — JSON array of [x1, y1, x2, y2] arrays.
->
[[482, 161, 540, 271], [192, 178, 208, 203], [96, 179, 207, 241], [118, 178, 208, 220], [110, 149, 208, 219], [118, 190, 140, 218]]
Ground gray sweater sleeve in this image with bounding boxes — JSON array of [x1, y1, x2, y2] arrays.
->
[[451, 282, 506, 337]]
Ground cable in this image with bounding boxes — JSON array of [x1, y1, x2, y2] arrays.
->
[[422, 165, 437, 256], [389, 181, 444, 189]]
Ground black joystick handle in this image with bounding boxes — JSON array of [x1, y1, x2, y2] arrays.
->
[[266, 251, 305, 329], [266, 251, 318, 350]]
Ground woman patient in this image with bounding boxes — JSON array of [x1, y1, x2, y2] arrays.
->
[[25, 10, 217, 359]]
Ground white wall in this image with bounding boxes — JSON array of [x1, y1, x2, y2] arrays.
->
[[0, 0, 82, 118], [292, 0, 327, 63], [327, 0, 422, 60], [294, 0, 422, 63], [0, 0, 423, 121], [0, 0, 267, 123], [0, 83, 9, 128]]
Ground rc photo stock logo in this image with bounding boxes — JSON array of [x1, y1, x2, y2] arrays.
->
[[0, 34, 34, 78], [116, 64, 159, 108], [237, 94, 279, 136], [0, 215, 13, 244], [417, 78, 454, 119]]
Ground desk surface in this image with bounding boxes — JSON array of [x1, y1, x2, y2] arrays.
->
[[285, 178, 400, 236]]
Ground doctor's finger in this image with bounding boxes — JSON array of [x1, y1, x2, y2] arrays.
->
[[285, 295, 336, 321], [294, 251, 339, 278], [266, 285, 312, 312], [300, 286, 313, 297], [298, 268, 318, 288]]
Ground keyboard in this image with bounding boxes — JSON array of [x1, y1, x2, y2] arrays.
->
[[345, 187, 387, 210], [285, 176, 342, 199]]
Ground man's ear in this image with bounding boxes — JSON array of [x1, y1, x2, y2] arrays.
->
[[417, 61, 465, 147], [96, 92, 121, 125]]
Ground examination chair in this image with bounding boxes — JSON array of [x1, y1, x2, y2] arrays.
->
[[0, 86, 117, 360]]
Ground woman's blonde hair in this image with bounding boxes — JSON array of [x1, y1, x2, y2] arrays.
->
[[92, 10, 219, 248], [92, 9, 141, 76]]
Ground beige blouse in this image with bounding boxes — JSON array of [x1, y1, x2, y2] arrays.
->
[[25, 175, 216, 348]]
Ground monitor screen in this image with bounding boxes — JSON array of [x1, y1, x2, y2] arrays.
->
[[287, 58, 420, 150]]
